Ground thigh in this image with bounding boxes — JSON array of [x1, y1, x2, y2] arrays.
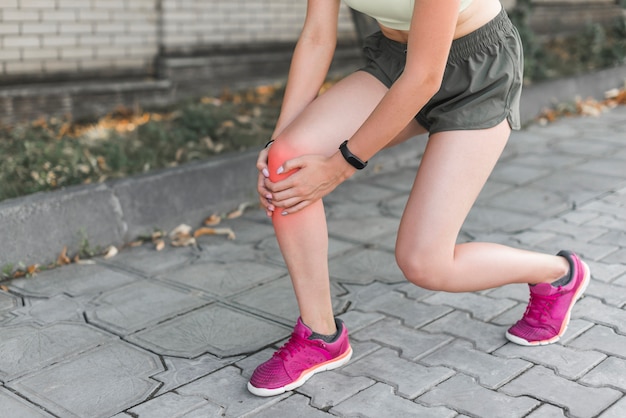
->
[[275, 71, 424, 156], [396, 120, 511, 256]]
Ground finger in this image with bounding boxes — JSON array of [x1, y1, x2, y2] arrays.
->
[[256, 148, 270, 172], [277, 156, 305, 175], [280, 200, 312, 216]]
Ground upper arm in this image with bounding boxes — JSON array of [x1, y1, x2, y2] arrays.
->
[[300, 0, 342, 45], [401, 0, 460, 93]]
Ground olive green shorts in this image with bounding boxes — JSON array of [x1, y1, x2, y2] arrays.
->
[[359, 8, 523, 133]]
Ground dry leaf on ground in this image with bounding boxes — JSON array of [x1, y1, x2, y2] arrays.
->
[[57, 246, 71, 265], [227, 202, 253, 219], [103, 245, 118, 259], [193, 227, 236, 240], [204, 214, 222, 226]]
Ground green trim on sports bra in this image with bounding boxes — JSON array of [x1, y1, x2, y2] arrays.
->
[[344, 0, 473, 31]]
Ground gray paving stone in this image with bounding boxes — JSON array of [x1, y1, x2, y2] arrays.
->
[[329, 248, 405, 284], [420, 374, 539, 418], [252, 394, 333, 417], [422, 291, 517, 322], [534, 235, 619, 261], [599, 397, 626, 418], [525, 404, 566, 417], [0, 291, 18, 314], [352, 318, 453, 360], [127, 392, 223, 417], [422, 311, 509, 352], [584, 260, 626, 283], [195, 241, 263, 264], [603, 248, 626, 264], [585, 213, 626, 232], [231, 277, 346, 322], [342, 347, 454, 398], [509, 153, 584, 170], [584, 280, 626, 307], [532, 218, 610, 241], [394, 281, 439, 301], [176, 366, 289, 417], [577, 158, 626, 178], [357, 291, 452, 328], [575, 297, 626, 334], [298, 370, 375, 409], [495, 342, 606, 380], [500, 365, 622, 418], [330, 382, 455, 418], [8, 263, 138, 298], [158, 260, 285, 297], [490, 163, 551, 186], [0, 387, 54, 417], [327, 216, 401, 242], [549, 137, 621, 158], [369, 167, 421, 193], [464, 206, 542, 234], [341, 281, 406, 307], [487, 186, 570, 217], [569, 325, 626, 358], [127, 304, 289, 358], [325, 181, 403, 204], [422, 340, 531, 389], [579, 357, 626, 392], [103, 245, 194, 276], [0, 322, 112, 382], [8, 294, 87, 325], [326, 199, 390, 220], [336, 307, 386, 332], [87, 281, 209, 335], [8, 341, 163, 418], [153, 354, 243, 395]]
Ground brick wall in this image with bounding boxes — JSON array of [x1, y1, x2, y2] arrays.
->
[[161, 0, 356, 53], [0, 0, 158, 82], [0, 0, 356, 82]]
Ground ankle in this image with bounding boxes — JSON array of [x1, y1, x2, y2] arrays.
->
[[301, 316, 337, 336]]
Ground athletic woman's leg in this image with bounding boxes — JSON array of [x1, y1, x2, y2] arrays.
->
[[268, 71, 425, 334], [395, 119, 570, 292]]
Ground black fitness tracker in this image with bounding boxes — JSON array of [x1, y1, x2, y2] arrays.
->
[[339, 140, 368, 170]]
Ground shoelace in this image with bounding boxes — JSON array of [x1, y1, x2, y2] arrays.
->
[[524, 292, 560, 323], [273, 333, 313, 361]]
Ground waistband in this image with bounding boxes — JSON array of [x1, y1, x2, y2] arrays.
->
[[375, 8, 514, 62], [449, 7, 514, 62]]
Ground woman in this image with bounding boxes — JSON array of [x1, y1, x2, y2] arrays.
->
[[248, 0, 590, 397]]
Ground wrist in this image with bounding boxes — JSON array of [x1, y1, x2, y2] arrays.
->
[[331, 152, 357, 180]]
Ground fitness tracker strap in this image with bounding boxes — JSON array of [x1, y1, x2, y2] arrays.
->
[[339, 140, 368, 170]]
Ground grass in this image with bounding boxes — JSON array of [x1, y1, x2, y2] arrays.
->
[[0, 84, 285, 202]]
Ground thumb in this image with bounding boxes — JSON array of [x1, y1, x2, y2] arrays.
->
[[277, 156, 305, 176]]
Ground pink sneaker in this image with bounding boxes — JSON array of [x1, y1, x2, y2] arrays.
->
[[247, 317, 352, 397], [506, 250, 590, 346]]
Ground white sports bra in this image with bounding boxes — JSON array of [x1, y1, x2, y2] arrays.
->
[[343, 0, 473, 31]]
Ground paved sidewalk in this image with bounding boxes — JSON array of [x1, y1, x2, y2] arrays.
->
[[1, 106, 625, 417]]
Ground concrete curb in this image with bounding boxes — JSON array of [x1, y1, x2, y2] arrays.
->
[[1, 66, 625, 268], [0, 150, 259, 267]]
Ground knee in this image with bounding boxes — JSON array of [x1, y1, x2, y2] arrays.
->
[[267, 135, 307, 182], [395, 248, 451, 291]]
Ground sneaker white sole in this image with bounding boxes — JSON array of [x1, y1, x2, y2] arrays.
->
[[247, 345, 353, 397], [505, 261, 591, 346]]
